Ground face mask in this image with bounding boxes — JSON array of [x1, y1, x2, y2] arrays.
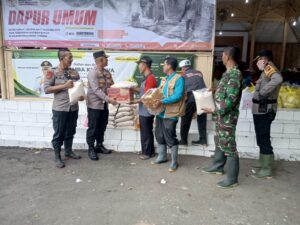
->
[[257, 59, 266, 71]]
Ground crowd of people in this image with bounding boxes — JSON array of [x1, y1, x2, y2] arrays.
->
[[44, 46, 283, 189]]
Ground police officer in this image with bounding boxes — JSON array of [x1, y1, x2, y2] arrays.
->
[[86, 51, 117, 161], [202, 46, 243, 188], [35, 61, 53, 97], [252, 50, 283, 179], [178, 59, 207, 146], [44, 48, 84, 168]]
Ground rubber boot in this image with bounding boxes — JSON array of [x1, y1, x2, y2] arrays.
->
[[151, 144, 167, 164], [168, 145, 178, 172], [64, 139, 81, 159], [253, 154, 274, 179], [54, 149, 65, 168], [217, 155, 239, 189], [252, 153, 263, 169], [202, 148, 227, 175], [88, 146, 99, 161]]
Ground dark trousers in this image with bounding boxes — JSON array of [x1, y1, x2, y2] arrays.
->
[[139, 115, 155, 156], [155, 117, 178, 147], [180, 101, 207, 143], [253, 112, 276, 155], [52, 110, 78, 151], [86, 107, 109, 147]]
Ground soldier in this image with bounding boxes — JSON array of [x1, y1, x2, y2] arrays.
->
[[252, 50, 283, 179], [202, 46, 243, 188], [35, 61, 52, 97], [44, 48, 84, 168], [152, 56, 185, 172], [178, 59, 207, 146], [86, 51, 117, 161]]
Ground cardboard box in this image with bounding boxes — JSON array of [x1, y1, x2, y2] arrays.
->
[[107, 88, 134, 103]]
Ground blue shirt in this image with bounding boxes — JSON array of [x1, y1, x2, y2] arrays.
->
[[159, 72, 185, 120]]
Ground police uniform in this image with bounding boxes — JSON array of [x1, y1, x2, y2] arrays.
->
[[86, 51, 114, 160], [179, 67, 207, 145], [44, 67, 81, 167], [203, 66, 243, 188], [35, 61, 53, 97], [252, 50, 283, 178]]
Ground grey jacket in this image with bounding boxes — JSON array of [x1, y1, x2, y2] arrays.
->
[[44, 67, 80, 112], [252, 62, 283, 114], [86, 67, 114, 110]]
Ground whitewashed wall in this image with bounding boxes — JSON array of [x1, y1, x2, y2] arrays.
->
[[0, 100, 299, 161]]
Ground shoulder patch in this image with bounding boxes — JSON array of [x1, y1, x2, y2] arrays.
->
[[264, 65, 277, 78]]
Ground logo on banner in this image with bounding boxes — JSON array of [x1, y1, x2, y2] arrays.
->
[[7, 0, 17, 7], [40, 0, 51, 6]]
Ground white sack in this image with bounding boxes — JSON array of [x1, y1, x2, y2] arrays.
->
[[68, 80, 85, 105], [193, 88, 215, 115]]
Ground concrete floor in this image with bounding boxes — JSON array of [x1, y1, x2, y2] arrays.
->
[[0, 147, 299, 225]]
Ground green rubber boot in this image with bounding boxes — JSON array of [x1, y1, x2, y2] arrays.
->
[[151, 144, 168, 164], [168, 145, 178, 173], [252, 154, 263, 169], [217, 155, 239, 189], [253, 154, 274, 179], [202, 148, 227, 175]]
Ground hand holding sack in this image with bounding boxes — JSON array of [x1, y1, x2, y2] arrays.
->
[[239, 84, 255, 110], [141, 88, 165, 115], [193, 88, 215, 115], [68, 80, 85, 105]]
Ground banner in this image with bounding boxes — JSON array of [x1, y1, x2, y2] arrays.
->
[[2, 0, 215, 51], [11, 50, 194, 97]]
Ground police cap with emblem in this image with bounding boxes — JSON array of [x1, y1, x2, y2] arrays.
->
[[40, 61, 53, 67], [93, 51, 109, 59], [254, 49, 273, 61]]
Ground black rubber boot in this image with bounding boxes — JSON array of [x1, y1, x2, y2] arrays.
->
[[202, 148, 226, 175], [192, 138, 207, 146], [88, 146, 99, 161], [54, 149, 65, 168], [217, 155, 239, 189], [64, 139, 81, 159], [95, 144, 112, 154]]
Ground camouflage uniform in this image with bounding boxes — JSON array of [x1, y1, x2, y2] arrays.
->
[[214, 66, 243, 157]]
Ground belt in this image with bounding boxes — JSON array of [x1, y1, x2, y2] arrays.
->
[[252, 99, 277, 104]]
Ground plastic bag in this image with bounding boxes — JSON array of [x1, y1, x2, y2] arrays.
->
[[141, 88, 165, 115], [111, 81, 138, 89], [240, 86, 254, 110], [279, 85, 300, 108], [68, 80, 85, 105], [193, 88, 215, 115]]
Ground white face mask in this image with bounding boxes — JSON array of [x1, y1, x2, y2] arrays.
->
[[257, 59, 266, 71]]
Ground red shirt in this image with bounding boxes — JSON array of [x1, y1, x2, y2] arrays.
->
[[144, 74, 157, 92]]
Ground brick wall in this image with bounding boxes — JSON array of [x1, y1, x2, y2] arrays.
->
[[0, 100, 299, 161]]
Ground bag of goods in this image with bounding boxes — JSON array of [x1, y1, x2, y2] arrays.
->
[[141, 88, 165, 115], [279, 84, 300, 108], [193, 88, 215, 115], [107, 88, 134, 103], [240, 86, 254, 110], [68, 80, 85, 105], [111, 81, 138, 89]]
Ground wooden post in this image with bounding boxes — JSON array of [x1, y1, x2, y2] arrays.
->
[[0, 1, 7, 99], [280, 20, 288, 71], [249, 0, 263, 69]]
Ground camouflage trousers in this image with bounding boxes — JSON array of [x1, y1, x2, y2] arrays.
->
[[214, 113, 239, 157]]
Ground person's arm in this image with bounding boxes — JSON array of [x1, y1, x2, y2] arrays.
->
[[215, 75, 241, 116], [162, 77, 185, 105], [88, 69, 109, 102], [259, 72, 283, 97], [44, 70, 73, 94]]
